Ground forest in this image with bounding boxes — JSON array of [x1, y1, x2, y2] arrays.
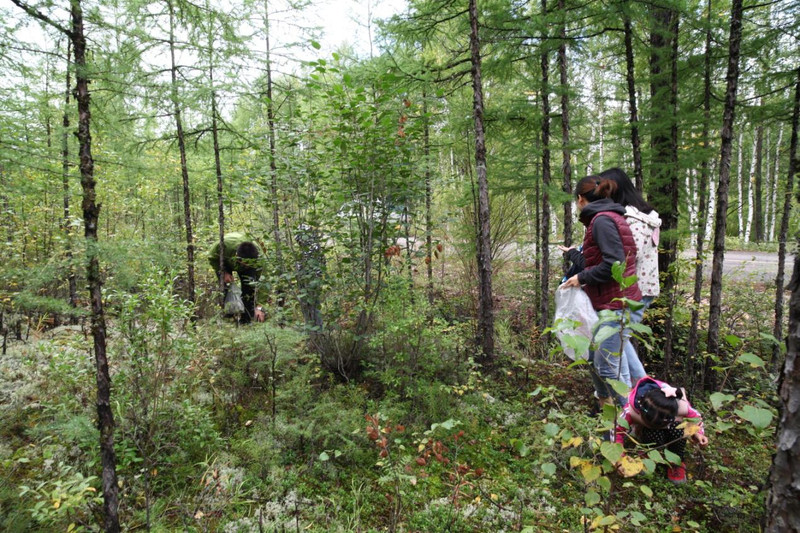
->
[[1, 0, 799, 531]]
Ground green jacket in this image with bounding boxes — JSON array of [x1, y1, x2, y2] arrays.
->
[[207, 232, 251, 275]]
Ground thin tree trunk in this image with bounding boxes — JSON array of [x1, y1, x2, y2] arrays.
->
[[623, 11, 643, 191], [558, 0, 572, 248], [265, 3, 285, 307], [687, 0, 713, 393], [770, 126, 784, 241], [755, 115, 764, 242], [210, 54, 226, 307], [168, 0, 196, 310], [469, 0, 494, 362], [706, 0, 744, 392], [61, 39, 78, 316], [737, 131, 745, 237], [765, 67, 800, 533], [772, 69, 799, 372], [423, 91, 434, 305], [539, 0, 551, 332], [745, 140, 756, 242]]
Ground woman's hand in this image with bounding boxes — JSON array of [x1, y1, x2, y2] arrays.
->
[[693, 434, 709, 447], [561, 275, 581, 288], [557, 245, 575, 254]]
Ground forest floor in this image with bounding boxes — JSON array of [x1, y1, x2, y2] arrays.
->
[[0, 304, 778, 532]]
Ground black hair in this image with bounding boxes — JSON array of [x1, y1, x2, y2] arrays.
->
[[235, 241, 261, 277], [598, 167, 654, 214], [574, 175, 618, 203], [635, 386, 683, 429]]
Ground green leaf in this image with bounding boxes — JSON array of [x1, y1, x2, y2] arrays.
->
[[319, 452, 329, 461], [594, 325, 621, 345], [596, 476, 611, 492], [664, 449, 681, 465], [724, 334, 743, 348], [600, 442, 624, 464], [544, 423, 560, 437], [736, 352, 765, 368], [709, 392, 736, 410], [585, 489, 601, 507], [310, 40, 321, 50], [607, 379, 630, 399], [640, 485, 653, 498], [541, 462, 556, 476], [735, 405, 773, 429]]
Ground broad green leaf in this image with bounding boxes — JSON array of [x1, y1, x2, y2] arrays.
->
[[724, 334, 743, 348], [594, 325, 621, 345], [310, 40, 321, 49], [581, 464, 602, 483], [585, 489, 601, 507], [596, 476, 611, 492], [709, 392, 736, 411], [600, 442, 624, 464], [607, 379, 630, 398], [736, 352, 765, 368], [735, 405, 773, 429], [544, 423, 560, 436], [319, 451, 329, 461], [664, 449, 681, 465], [541, 462, 556, 476], [640, 485, 653, 498]]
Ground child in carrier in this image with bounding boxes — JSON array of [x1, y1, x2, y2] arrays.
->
[[615, 376, 709, 483]]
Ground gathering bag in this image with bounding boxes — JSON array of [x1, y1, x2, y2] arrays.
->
[[553, 286, 598, 360]]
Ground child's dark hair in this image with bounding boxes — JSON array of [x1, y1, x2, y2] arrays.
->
[[598, 167, 655, 214], [235, 241, 261, 276], [575, 176, 618, 203], [636, 387, 682, 429]]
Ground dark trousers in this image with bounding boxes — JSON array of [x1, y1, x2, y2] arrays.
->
[[238, 270, 259, 324]]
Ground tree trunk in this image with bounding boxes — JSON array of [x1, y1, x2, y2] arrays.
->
[[558, 0, 572, 248], [468, 0, 494, 362], [210, 59, 226, 307], [623, 11, 643, 191], [168, 0, 196, 310], [265, 3, 285, 308], [687, 0, 713, 393], [737, 131, 745, 237], [706, 0, 744, 392], [771, 69, 799, 372], [765, 67, 800, 532], [71, 0, 120, 528], [423, 91, 434, 305], [648, 5, 680, 292], [770, 126, 784, 241], [755, 115, 764, 242], [539, 0, 551, 332], [61, 39, 78, 317]]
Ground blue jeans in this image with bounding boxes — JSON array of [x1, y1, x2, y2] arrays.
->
[[590, 303, 645, 405], [624, 296, 652, 385]]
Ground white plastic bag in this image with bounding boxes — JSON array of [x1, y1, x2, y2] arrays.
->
[[553, 286, 598, 360], [224, 283, 245, 315]]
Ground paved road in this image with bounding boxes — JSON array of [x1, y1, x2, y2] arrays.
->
[[680, 250, 794, 283]]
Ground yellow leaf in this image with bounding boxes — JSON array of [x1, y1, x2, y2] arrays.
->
[[418, 444, 425, 452], [473, 495, 481, 503], [581, 463, 601, 483], [490, 493, 499, 501], [617, 455, 644, 477], [570, 456, 586, 468], [562, 436, 584, 449], [679, 421, 701, 437], [53, 499, 61, 509]]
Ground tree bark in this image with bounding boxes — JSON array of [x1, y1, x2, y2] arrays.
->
[[61, 39, 78, 316], [423, 91, 434, 305], [623, 11, 643, 191], [755, 114, 764, 242], [648, 5, 680, 292], [765, 67, 800, 532], [71, 0, 121, 528], [210, 54, 226, 307], [168, 0, 196, 310], [772, 69, 799, 372], [539, 0, 552, 332], [558, 0, 572, 248], [706, 0, 744, 392], [687, 0, 713, 393], [468, 0, 494, 362]]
